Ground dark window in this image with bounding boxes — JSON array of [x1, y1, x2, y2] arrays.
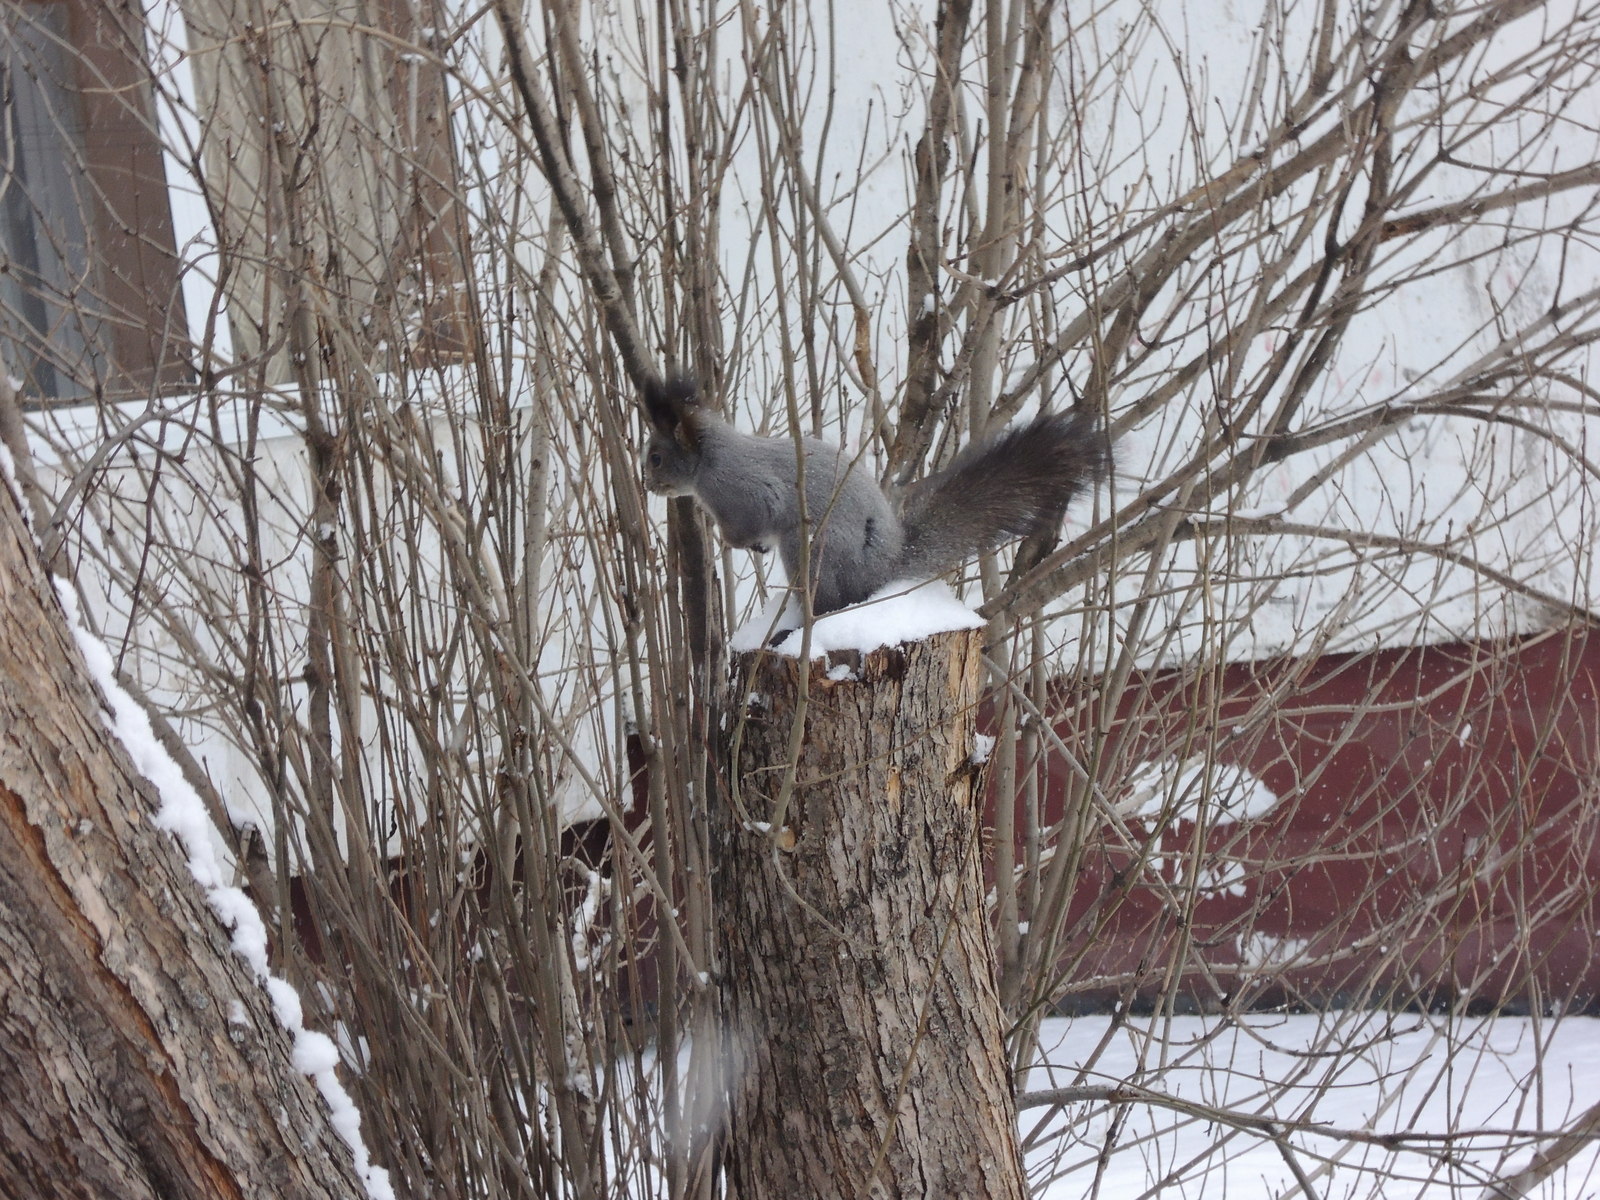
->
[[0, 0, 190, 403]]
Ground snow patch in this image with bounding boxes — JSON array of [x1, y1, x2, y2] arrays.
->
[[568, 864, 610, 974], [1122, 756, 1281, 825], [733, 579, 984, 658], [1237, 932, 1312, 971]]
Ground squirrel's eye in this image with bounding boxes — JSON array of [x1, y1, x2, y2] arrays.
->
[[649, 451, 663, 468]]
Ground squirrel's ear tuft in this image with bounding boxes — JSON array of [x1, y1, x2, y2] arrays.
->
[[641, 373, 699, 433]]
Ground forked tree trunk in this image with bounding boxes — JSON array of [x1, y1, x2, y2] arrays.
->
[[716, 629, 1027, 1200], [0, 484, 367, 1199]]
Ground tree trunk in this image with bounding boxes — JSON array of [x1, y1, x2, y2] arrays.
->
[[716, 629, 1027, 1200], [0, 484, 367, 1199]]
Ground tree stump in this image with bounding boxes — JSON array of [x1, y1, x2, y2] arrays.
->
[[716, 628, 1026, 1200]]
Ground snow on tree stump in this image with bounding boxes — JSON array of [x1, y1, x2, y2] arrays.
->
[[716, 626, 1027, 1200]]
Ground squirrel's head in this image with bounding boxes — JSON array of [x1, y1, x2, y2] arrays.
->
[[642, 373, 704, 497]]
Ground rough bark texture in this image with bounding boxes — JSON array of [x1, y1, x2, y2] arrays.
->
[[0, 484, 366, 1200], [717, 630, 1026, 1200]]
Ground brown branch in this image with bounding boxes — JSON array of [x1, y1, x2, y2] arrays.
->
[[893, 0, 977, 476], [1483, 1099, 1600, 1200], [492, 0, 653, 387], [546, 0, 640, 317], [1020, 1083, 1588, 1152], [1381, 164, 1600, 242]]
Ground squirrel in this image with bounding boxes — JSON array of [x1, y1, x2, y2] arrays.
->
[[641, 374, 1107, 614]]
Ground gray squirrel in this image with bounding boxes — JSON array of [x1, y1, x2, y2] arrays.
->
[[642, 375, 1106, 614]]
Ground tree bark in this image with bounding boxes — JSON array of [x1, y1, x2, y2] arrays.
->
[[717, 630, 1026, 1200], [0, 483, 367, 1199]]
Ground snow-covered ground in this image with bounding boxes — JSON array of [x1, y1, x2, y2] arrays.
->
[[1026, 1012, 1600, 1199]]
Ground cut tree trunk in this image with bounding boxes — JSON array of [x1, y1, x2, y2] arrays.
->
[[0, 482, 368, 1200], [716, 629, 1027, 1200]]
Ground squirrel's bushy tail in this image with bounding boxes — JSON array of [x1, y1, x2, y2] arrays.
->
[[895, 408, 1107, 583]]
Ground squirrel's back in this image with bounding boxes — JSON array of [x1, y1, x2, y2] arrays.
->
[[641, 374, 1105, 613]]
